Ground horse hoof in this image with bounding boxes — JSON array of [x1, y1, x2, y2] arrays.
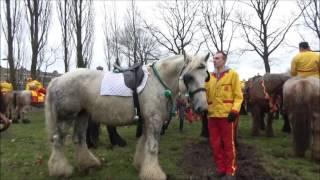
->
[[48, 156, 73, 177]]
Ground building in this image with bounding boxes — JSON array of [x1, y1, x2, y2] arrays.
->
[[0, 66, 61, 90]]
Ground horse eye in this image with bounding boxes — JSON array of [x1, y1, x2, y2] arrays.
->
[[197, 65, 205, 69]]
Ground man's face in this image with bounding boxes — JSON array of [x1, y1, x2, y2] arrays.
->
[[213, 53, 226, 69]]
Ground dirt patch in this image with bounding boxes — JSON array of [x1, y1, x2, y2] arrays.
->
[[179, 138, 274, 180]]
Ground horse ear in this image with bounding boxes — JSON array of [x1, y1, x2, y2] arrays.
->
[[204, 52, 210, 62]]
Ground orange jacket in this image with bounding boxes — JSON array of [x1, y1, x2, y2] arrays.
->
[[205, 69, 243, 118], [291, 51, 320, 78]]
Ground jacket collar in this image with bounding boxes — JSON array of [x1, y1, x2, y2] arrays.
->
[[213, 66, 230, 80]]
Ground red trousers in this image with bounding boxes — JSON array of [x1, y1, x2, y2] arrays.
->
[[208, 117, 237, 176]]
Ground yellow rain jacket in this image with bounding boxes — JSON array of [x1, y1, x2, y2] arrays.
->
[[291, 51, 320, 78], [206, 69, 243, 118], [1, 81, 13, 93], [25, 80, 45, 103], [25, 80, 43, 91]]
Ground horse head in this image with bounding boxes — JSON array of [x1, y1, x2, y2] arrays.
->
[[179, 52, 210, 115]]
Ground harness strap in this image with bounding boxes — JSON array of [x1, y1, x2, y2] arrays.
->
[[189, 88, 206, 98], [131, 70, 144, 138]]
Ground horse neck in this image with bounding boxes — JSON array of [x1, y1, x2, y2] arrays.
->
[[154, 55, 185, 96]]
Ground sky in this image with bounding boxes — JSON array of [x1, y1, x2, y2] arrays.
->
[[1, 0, 319, 80]]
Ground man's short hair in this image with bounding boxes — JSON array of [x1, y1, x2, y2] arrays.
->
[[96, 66, 104, 71], [216, 51, 228, 60], [299, 42, 310, 49]]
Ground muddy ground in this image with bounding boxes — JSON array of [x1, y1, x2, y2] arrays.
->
[[178, 138, 274, 180]]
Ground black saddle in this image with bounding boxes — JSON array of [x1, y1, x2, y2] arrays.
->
[[114, 63, 145, 90], [113, 62, 146, 137]]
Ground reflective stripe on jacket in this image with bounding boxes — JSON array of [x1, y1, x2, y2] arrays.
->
[[205, 69, 243, 118], [291, 51, 320, 78]]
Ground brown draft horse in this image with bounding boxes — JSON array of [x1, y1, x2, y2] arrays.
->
[[245, 73, 291, 137], [283, 76, 320, 161], [0, 87, 11, 132]]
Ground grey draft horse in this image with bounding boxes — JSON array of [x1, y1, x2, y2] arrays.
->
[[283, 76, 320, 161], [46, 53, 210, 179]]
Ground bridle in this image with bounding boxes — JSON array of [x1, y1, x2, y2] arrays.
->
[[178, 61, 207, 99]]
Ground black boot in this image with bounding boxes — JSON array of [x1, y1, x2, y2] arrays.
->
[[107, 126, 127, 147]]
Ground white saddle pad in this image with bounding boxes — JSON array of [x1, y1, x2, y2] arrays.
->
[[100, 66, 149, 96]]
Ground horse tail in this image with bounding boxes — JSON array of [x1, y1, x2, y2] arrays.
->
[[291, 79, 312, 157], [45, 83, 57, 141]]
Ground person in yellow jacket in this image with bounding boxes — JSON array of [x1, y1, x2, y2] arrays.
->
[[205, 51, 243, 179], [291, 42, 320, 78], [0, 80, 13, 94], [25, 77, 45, 103], [25, 77, 43, 91]]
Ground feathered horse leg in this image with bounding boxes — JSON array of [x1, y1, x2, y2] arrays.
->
[[136, 114, 166, 180], [47, 90, 73, 177], [73, 111, 101, 171]]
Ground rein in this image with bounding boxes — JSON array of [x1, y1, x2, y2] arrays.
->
[[151, 62, 175, 130]]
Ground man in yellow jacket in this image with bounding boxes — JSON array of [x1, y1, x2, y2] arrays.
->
[[291, 42, 320, 78], [0, 80, 13, 94], [25, 77, 46, 103], [25, 77, 43, 90], [205, 51, 243, 179]]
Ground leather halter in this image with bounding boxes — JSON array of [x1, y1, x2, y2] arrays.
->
[[178, 63, 207, 99]]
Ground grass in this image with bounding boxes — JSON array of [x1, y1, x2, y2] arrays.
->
[[0, 111, 319, 180], [238, 115, 320, 180]]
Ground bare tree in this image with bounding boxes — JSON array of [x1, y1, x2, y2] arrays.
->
[[15, 15, 27, 86], [201, 0, 237, 55], [297, 0, 320, 40], [57, 0, 72, 72], [25, 0, 51, 79], [70, 0, 94, 68], [117, 2, 160, 66], [145, 0, 200, 55], [237, 0, 303, 73], [102, 1, 121, 71], [1, 0, 22, 89], [38, 47, 57, 85]]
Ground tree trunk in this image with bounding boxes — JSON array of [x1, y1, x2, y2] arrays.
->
[[30, 0, 39, 80], [64, 0, 69, 72], [76, 0, 85, 68], [6, 0, 17, 90], [263, 55, 270, 73]]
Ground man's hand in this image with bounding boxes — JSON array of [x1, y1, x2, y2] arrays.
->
[[227, 111, 238, 122]]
